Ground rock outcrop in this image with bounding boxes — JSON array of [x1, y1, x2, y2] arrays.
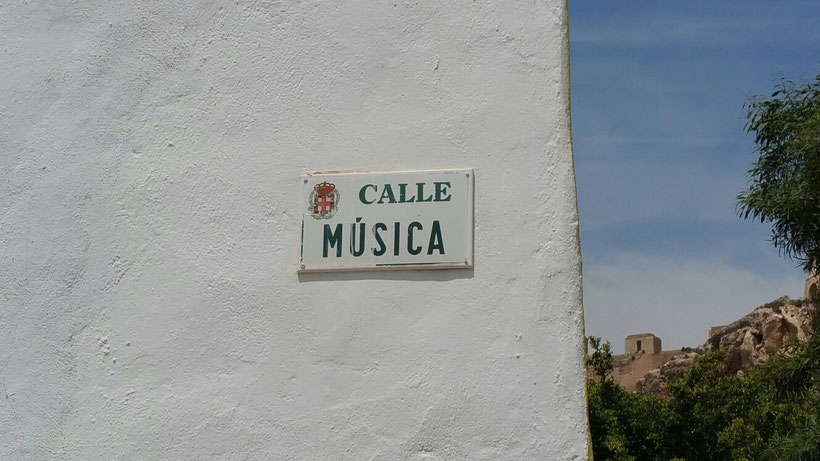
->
[[635, 352, 699, 396], [635, 297, 816, 395], [703, 296, 816, 373]]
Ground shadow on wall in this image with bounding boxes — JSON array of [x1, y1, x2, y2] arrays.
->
[[297, 268, 474, 283]]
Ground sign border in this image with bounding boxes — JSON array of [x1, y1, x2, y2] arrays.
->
[[298, 168, 474, 273]]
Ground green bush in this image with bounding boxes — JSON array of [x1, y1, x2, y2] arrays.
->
[[586, 327, 820, 461]]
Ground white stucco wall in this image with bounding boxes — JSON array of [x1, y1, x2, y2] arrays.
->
[[0, 1, 586, 459]]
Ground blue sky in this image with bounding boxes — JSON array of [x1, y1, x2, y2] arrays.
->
[[569, 2, 820, 352]]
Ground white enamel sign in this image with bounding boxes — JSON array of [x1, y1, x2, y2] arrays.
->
[[300, 169, 474, 272]]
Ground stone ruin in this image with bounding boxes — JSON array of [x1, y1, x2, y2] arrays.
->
[[602, 275, 819, 396]]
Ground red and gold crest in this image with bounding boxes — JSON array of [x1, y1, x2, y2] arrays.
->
[[309, 181, 339, 219]]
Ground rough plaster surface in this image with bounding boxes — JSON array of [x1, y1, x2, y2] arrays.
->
[[0, 1, 586, 459]]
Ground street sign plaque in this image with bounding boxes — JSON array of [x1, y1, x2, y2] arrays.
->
[[300, 169, 474, 272]]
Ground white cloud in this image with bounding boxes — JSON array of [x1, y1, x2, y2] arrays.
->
[[583, 251, 804, 353], [571, 13, 820, 47], [577, 160, 746, 232]]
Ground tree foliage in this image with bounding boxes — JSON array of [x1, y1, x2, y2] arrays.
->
[[586, 336, 615, 382], [586, 326, 820, 461], [737, 74, 820, 272]]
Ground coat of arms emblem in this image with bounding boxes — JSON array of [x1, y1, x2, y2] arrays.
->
[[309, 181, 339, 219]]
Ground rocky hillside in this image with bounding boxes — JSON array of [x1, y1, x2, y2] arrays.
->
[[636, 296, 817, 395]]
